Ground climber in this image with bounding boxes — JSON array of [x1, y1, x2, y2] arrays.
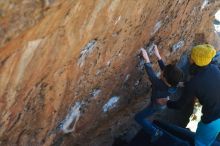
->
[[134, 44, 185, 143], [166, 44, 220, 146]]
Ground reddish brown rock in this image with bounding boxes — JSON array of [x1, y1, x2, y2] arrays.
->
[[0, 0, 220, 145]]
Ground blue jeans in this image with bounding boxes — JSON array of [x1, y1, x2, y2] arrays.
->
[[134, 102, 165, 135], [195, 119, 220, 146], [134, 103, 190, 145], [154, 120, 195, 145]]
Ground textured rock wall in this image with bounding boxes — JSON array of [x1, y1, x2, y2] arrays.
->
[[0, 0, 220, 145], [0, 0, 56, 48]]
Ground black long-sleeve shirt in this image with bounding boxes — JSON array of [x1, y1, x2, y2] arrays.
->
[[144, 60, 172, 101], [167, 64, 220, 124]]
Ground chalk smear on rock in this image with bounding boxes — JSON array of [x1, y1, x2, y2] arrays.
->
[[77, 39, 97, 67], [60, 102, 82, 133], [172, 40, 185, 53], [201, 0, 209, 10], [103, 96, 120, 112], [90, 88, 102, 98], [151, 21, 162, 35], [124, 74, 130, 83]]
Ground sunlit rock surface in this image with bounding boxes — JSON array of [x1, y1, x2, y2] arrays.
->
[[0, 0, 220, 145]]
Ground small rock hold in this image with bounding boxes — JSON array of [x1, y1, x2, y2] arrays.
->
[[172, 40, 184, 53], [96, 70, 101, 75], [134, 80, 140, 86], [107, 60, 111, 66], [124, 74, 130, 83], [201, 0, 209, 10], [90, 88, 101, 97], [136, 59, 145, 72], [146, 42, 155, 56]]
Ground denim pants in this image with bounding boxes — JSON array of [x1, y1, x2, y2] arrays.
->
[[134, 102, 165, 135], [134, 103, 190, 145], [195, 118, 220, 146], [154, 120, 195, 145]]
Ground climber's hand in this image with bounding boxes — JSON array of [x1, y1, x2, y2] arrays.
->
[[140, 48, 150, 63], [156, 98, 168, 105], [153, 44, 162, 60]]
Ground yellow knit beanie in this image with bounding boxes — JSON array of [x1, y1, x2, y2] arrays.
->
[[191, 44, 216, 67]]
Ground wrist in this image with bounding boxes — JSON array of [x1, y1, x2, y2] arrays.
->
[[144, 59, 150, 63], [157, 56, 162, 60]]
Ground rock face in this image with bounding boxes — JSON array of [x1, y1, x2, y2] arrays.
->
[[0, 0, 220, 145]]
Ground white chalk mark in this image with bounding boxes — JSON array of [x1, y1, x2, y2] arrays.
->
[[91, 89, 101, 97], [172, 40, 185, 52], [215, 10, 220, 21], [96, 70, 101, 75], [107, 60, 111, 66], [214, 10, 220, 32], [115, 16, 121, 25], [151, 21, 162, 35], [201, 0, 209, 10], [103, 96, 120, 112], [124, 74, 130, 83], [137, 59, 145, 71], [147, 43, 155, 56], [135, 80, 140, 86], [77, 40, 97, 67], [214, 24, 220, 32], [60, 102, 82, 133]]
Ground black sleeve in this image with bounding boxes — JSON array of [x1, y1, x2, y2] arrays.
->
[[167, 81, 195, 109], [144, 63, 161, 86], [158, 59, 166, 71]]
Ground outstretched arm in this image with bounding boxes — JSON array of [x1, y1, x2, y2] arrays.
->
[[153, 45, 165, 70], [140, 48, 150, 63], [140, 48, 160, 85]]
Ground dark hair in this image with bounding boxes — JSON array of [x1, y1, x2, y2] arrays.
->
[[163, 64, 184, 86]]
